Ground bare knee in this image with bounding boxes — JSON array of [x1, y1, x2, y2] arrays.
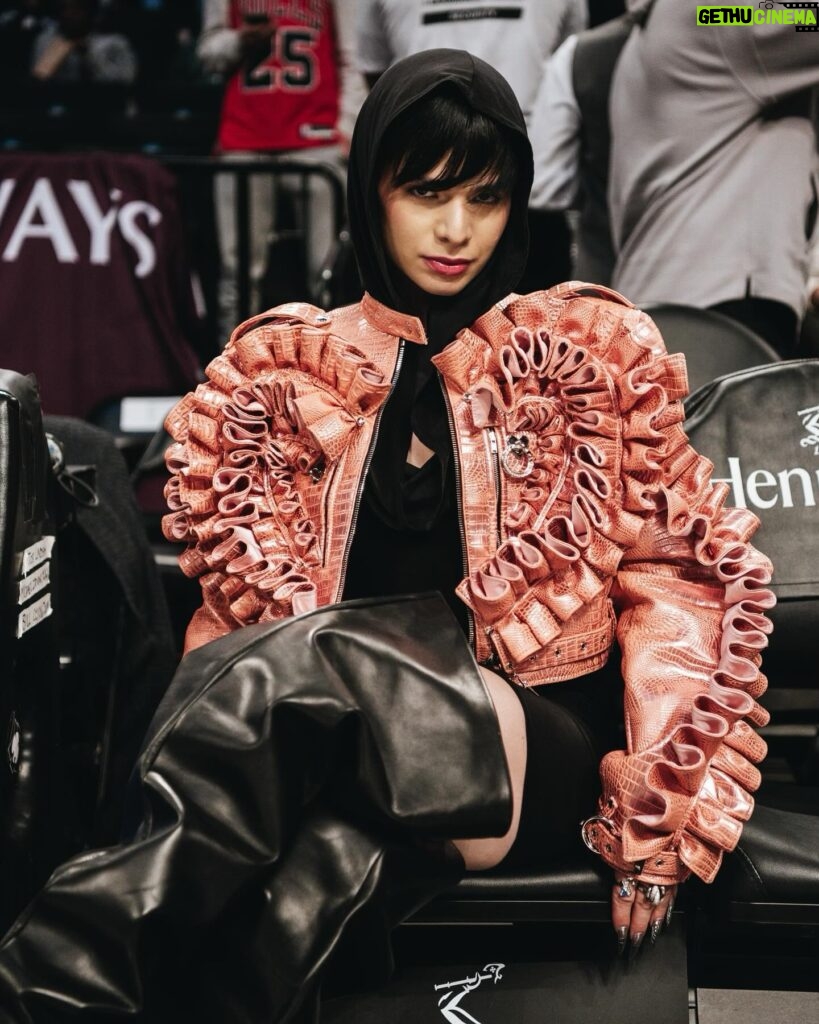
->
[[452, 667, 527, 872]]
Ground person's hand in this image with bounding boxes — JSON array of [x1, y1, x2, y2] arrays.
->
[[610, 874, 677, 961], [238, 20, 274, 63]]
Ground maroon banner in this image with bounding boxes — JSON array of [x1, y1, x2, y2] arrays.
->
[[0, 152, 202, 418]]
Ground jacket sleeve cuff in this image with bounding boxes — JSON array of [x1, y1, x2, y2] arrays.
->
[[594, 710, 768, 884]]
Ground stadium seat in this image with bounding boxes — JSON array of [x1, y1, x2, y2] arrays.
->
[[684, 359, 819, 742], [642, 303, 782, 395], [0, 370, 63, 930]]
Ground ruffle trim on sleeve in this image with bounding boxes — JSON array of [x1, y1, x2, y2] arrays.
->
[[161, 315, 391, 628], [604, 448, 775, 883], [548, 299, 775, 884]]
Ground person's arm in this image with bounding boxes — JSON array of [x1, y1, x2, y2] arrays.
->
[[197, 0, 273, 76], [30, 23, 75, 79], [528, 36, 581, 212], [356, 0, 391, 89], [808, 217, 819, 309], [714, 8, 819, 103], [560, 0, 588, 46], [332, 0, 368, 150], [585, 310, 775, 892]]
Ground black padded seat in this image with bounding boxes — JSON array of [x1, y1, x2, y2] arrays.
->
[[414, 859, 612, 923], [418, 804, 819, 930], [642, 303, 781, 395], [696, 802, 819, 925]]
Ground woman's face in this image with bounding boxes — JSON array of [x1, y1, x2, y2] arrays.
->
[[378, 158, 512, 297]]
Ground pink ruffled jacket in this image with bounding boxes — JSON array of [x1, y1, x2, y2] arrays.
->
[[163, 282, 775, 887]]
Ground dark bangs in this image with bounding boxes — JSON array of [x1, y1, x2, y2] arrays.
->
[[376, 85, 520, 194]]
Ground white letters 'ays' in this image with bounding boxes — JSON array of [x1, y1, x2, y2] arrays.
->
[[0, 177, 162, 278]]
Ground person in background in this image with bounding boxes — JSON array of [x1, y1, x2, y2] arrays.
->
[[800, 229, 819, 356], [30, 0, 137, 83], [356, 0, 588, 291], [199, 0, 364, 340], [96, 0, 202, 83], [0, 0, 50, 88], [608, 0, 819, 356], [528, 1, 646, 286]]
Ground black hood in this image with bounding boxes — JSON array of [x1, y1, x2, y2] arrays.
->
[[347, 48, 534, 347]]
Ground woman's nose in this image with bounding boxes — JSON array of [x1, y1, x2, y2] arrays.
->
[[435, 199, 470, 245]]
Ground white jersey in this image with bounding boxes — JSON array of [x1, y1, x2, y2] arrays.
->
[[356, 0, 587, 125]]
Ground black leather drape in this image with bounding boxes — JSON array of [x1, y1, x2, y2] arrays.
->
[[0, 594, 511, 1023]]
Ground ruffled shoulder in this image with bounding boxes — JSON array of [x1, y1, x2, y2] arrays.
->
[[438, 285, 774, 882], [162, 303, 392, 631], [441, 285, 693, 675], [480, 292, 777, 884]]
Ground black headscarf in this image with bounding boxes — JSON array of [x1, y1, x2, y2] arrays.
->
[[342, 51, 534, 623], [348, 48, 534, 352]]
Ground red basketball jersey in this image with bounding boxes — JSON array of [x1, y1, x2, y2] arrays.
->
[[217, 0, 340, 152]]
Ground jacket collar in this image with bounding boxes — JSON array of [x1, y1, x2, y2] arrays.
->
[[361, 292, 428, 346]]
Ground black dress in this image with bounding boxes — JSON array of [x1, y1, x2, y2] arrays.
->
[[342, 362, 618, 867]]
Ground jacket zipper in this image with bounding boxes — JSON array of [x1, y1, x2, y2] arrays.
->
[[486, 426, 502, 549], [483, 425, 509, 673], [439, 373, 475, 652], [334, 339, 406, 602]]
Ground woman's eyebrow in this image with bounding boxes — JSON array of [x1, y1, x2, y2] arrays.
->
[[404, 176, 459, 192], [404, 174, 502, 192]]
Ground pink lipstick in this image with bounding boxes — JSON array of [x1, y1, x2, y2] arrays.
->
[[423, 256, 472, 277]]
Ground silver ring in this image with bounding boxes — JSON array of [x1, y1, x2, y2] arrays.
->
[[615, 877, 635, 899], [636, 882, 667, 906]]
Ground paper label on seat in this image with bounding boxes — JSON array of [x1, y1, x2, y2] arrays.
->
[[21, 535, 55, 574], [120, 396, 181, 432], [16, 592, 52, 638], [17, 560, 50, 605]]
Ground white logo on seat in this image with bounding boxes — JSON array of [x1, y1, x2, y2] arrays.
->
[[798, 405, 819, 456], [434, 963, 504, 1023]]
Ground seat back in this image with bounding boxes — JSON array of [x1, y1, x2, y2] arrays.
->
[[0, 370, 63, 929], [0, 151, 202, 420], [684, 360, 819, 722], [643, 304, 782, 394]]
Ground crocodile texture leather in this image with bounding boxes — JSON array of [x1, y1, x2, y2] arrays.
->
[[163, 282, 775, 885]]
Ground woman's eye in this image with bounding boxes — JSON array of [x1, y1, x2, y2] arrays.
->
[[409, 186, 438, 199], [472, 190, 503, 205]]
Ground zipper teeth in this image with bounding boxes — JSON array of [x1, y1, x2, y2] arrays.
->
[[487, 427, 502, 549], [335, 339, 406, 602], [439, 372, 474, 651]]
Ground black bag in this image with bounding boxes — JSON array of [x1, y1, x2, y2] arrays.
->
[[0, 370, 63, 930], [44, 416, 179, 847]]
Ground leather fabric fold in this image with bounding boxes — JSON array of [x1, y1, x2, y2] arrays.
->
[[0, 594, 510, 1022]]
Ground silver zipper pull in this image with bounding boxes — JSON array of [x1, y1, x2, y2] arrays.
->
[[500, 433, 534, 479]]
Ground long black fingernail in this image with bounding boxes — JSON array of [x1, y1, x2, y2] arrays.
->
[[649, 920, 662, 945], [665, 900, 675, 929], [628, 931, 645, 964], [616, 925, 628, 956]]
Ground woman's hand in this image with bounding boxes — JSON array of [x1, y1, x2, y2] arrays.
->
[[610, 874, 677, 960]]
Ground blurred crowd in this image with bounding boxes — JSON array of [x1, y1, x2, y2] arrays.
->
[[0, 0, 202, 87], [0, 0, 817, 356]]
